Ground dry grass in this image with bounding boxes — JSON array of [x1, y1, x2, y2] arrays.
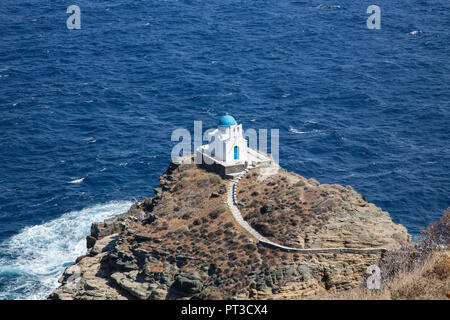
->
[[331, 250, 449, 300], [328, 210, 450, 300], [237, 168, 333, 247], [120, 164, 278, 298]]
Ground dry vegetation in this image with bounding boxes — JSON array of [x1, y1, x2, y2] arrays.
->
[[236, 167, 409, 249], [118, 163, 414, 299], [118, 164, 307, 299], [236, 168, 340, 247], [329, 210, 449, 300]]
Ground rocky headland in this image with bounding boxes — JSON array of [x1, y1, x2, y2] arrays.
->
[[49, 158, 412, 300]]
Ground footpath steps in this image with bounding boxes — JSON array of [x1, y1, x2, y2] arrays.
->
[[226, 166, 387, 254]]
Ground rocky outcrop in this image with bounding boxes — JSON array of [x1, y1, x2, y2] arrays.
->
[[49, 159, 411, 300], [236, 166, 410, 250]]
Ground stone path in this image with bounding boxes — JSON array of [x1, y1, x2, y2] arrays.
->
[[226, 167, 387, 254]]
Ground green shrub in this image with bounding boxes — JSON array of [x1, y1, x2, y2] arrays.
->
[[158, 198, 175, 216], [174, 178, 189, 192], [197, 176, 210, 187], [181, 170, 192, 178], [209, 175, 222, 185], [175, 225, 189, 234], [209, 211, 219, 219], [209, 204, 226, 219], [181, 212, 190, 220]]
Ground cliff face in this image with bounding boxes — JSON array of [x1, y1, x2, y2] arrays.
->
[[49, 161, 410, 300]]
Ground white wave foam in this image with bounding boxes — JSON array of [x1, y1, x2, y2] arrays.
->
[[69, 178, 84, 184], [316, 4, 341, 9], [409, 30, 422, 35], [289, 127, 323, 135], [0, 201, 133, 300], [289, 127, 308, 134]]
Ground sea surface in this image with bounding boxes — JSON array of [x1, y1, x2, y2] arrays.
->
[[0, 0, 449, 299]]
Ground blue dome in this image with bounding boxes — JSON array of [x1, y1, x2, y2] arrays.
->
[[219, 115, 237, 127]]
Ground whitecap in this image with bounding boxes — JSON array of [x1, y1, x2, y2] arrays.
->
[[409, 30, 421, 35], [69, 178, 84, 184], [289, 127, 308, 134], [83, 137, 96, 143], [289, 127, 322, 135], [0, 201, 133, 300], [316, 4, 341, 9], [0, 266, 23, 277]]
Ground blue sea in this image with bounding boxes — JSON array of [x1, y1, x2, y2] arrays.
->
[[0, 0, 449, 299]]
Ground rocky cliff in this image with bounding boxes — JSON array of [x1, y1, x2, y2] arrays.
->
[[49, 159, 411, 300]]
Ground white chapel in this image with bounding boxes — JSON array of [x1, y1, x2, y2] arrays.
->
[[202, 115, 248, 164], [194, 115, 272, 177]]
